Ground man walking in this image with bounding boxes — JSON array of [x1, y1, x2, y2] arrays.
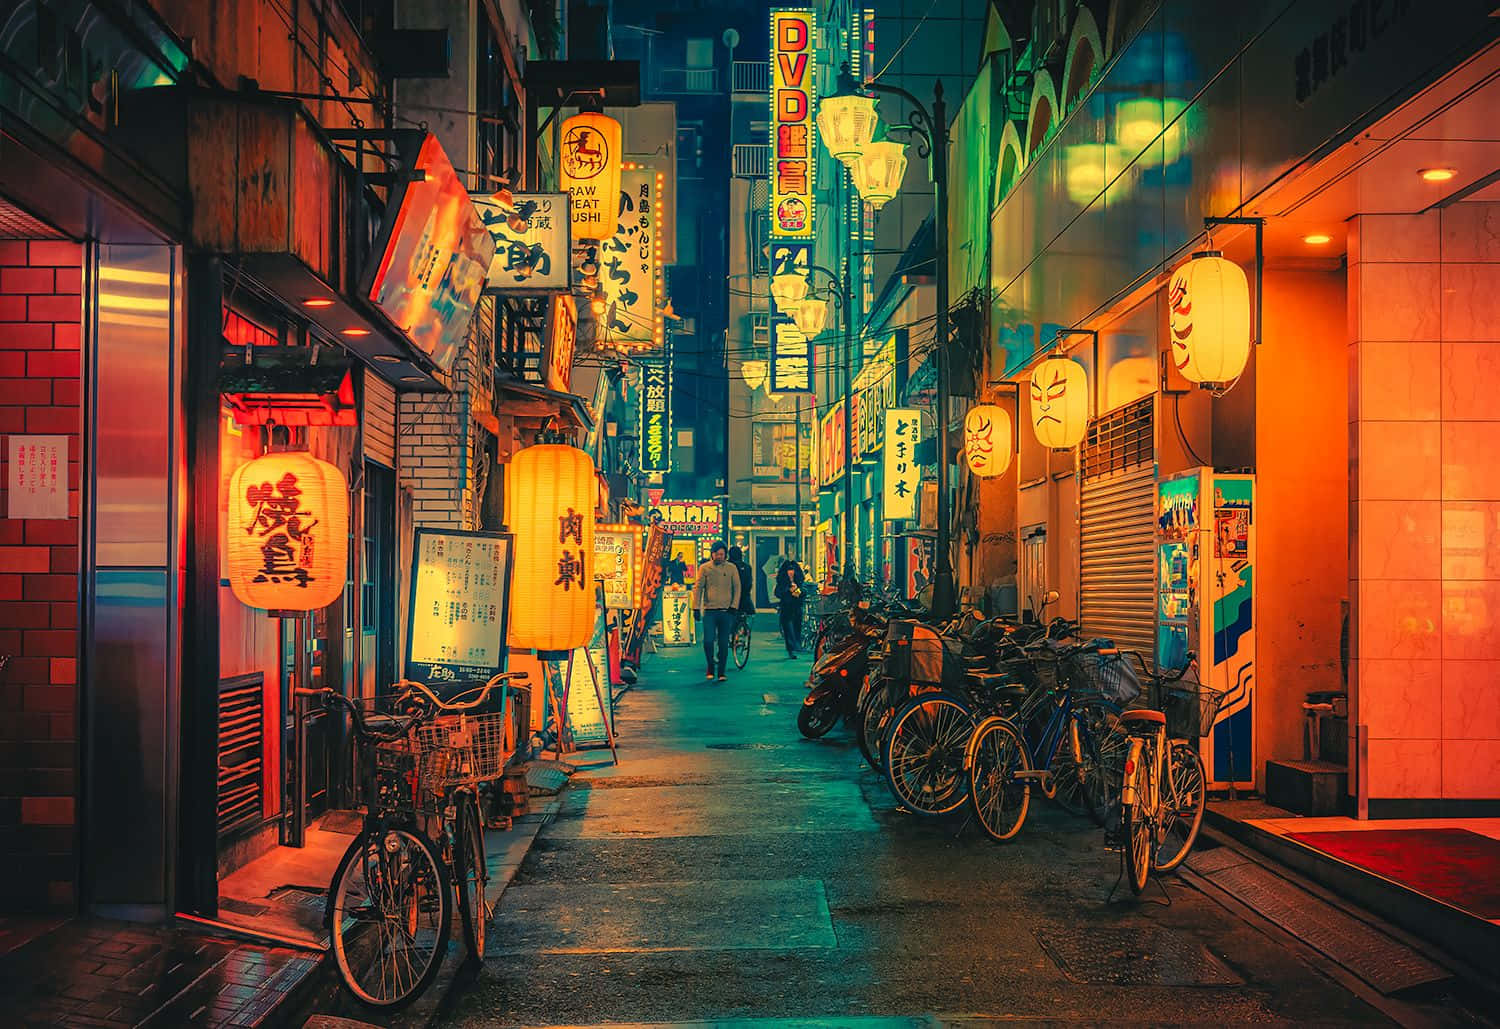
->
[[693, 541, 741, 681]]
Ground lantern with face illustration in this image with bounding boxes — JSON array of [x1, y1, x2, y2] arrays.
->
[[227, 451, 349, 611], [1029, 357, 1088, 450], [963, 404, 1012, 478], [1168, 250, 1250, 387]]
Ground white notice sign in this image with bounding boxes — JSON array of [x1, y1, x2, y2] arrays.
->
[[7, 435, 67, 520]]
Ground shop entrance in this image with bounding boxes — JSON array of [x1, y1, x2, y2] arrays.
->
[[753, 534, 792, 609]]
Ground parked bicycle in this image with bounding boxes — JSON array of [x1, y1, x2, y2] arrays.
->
[[731, 610, 752, 669], [298, 670, 528, 1010], [1116, 652, 1218, 893]]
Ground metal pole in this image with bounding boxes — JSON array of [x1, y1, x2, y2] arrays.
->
[[794, 395, 803, 561], [931, 80, 956, 619], [841, 241, 854, 582]]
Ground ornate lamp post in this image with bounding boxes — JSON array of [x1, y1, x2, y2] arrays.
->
[[794, 262, 854, 577], [819, 63, 957, 617]]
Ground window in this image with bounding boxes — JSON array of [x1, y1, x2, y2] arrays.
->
[[685, 38, 714, 68], [751, 421, 800, 479]]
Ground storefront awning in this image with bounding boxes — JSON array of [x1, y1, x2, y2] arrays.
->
[[495, 378, 594, 431]]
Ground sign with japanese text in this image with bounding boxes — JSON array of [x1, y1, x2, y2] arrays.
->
[[819, 405, 845, 486], [662, 588, 695, 645], [639, 359, 671, 473], [884, 408, 921, 520], [472, 191, 572, 291], [769, 241, 814, 393], [597, 166, 663, 350], [545, 292, 578, 393], [594, 528, 639, 609], [650, 500, 723, 538], [559, 113, 622, 241], [6, 434, 67, 519], [854, 337, 897, 457], [622, 523, 670, 664], [770, 9, 816, 238], [226, 451, 348, 611], [405, 529, 513, 684]]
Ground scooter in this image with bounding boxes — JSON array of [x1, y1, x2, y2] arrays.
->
[[798, 603, 884, 739]]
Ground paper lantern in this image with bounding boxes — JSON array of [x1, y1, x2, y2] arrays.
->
[[816, 93, 879, 164], [508, 443, 597, 653], [1030, 357, 1089, 450], [227, 451, 349, 611], [1169, 251, 1250, 386], [963, 405, 1012, 478], [559, 113, 622, 242]]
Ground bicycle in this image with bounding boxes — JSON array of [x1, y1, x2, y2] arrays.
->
[[1116, 653, 1219, 894], [299, 670, 528, 1010], [730, 610, 752, 669]]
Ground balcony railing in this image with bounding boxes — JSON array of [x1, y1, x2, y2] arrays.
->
[[733, 143, 768, 178], [654, 66, 719, 93], [733, 61, 770, 95]]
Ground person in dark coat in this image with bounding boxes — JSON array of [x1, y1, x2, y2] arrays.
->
[[773, 559, 808, 657], [727, 546, 756, 616]]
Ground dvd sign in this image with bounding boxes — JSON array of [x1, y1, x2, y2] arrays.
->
[[771, 9, 816, 240]]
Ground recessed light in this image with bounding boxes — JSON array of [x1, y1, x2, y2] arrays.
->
[[303, 297, 335, 308], [399, 375, 425, 383], [372, 354, 402, 364], [1303, 233, 1332, 245], [341, 327, 371, 337], [1419, 167, 1457, 182]]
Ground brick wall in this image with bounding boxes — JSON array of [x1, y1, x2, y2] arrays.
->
[[398, 319, 485, 531], [0, 238, 82, 912]]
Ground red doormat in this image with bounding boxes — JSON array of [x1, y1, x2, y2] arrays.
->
[[1286, 828, 1500, 919]]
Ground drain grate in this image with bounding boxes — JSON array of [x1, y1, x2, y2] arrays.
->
[[1034, 926, 1242, 986], [1187, 850, 1451, 996]]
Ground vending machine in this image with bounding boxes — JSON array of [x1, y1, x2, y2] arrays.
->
[[1156, 469, 1255, 789]]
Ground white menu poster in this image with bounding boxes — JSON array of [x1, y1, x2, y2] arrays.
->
[[405, 529, 513, 685], [661, 588, 695, 645], [7, 435, 68, 520]]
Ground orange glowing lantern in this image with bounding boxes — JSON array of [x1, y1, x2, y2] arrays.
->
[[508, 443, 598, 653], [1029, 357, 1088, 450], [1168, 251, 1250, 387], [559, 113, 623, 242], [227, 451, 349, 611], [963, 404, 1012, 478]]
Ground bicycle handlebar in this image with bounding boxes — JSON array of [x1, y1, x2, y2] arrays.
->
[[294, 670, 530, 742], [393, 670, 530, 713]]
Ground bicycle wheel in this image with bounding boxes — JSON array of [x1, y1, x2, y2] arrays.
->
[[884, 692, 976, 816], [967, 717, 1032, 842], [329, 826, 451, 1009], [1153, 742, 1207, 873], [1052, 700, 1126, 826], [1122, 742, 1155, 894], [732, 619, 751, 669], [455, 795, 490, 962]]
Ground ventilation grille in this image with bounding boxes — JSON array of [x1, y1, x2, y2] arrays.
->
[[1081, 395, 1152, 480]]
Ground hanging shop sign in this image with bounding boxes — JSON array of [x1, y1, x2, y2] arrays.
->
[[1168, 250, 1251, 387], [227, 451, 349, 612], [662, 588, 695, 645], [621, 522, 670, 665], [963, 404, 1013, 478], [1030, 357, 1088, 450], [597, 165, 664, 350], [769, 242, 814, 394], [405, 529, 514, 683], [884, 409, 921, 520], [6, 434, 67, 520], [559, 112, 623, 242], [818, 404, 846, 485], [472, 191, 572, 291], [652, 500, 724, 537], [594, 525, 641, 609], [364, 133, 495, 374], [770, 9, 817, 238], [639, 359, 671, 474], [545, 292, 578, 393], [851, 336, 897, 457], [508, 443, 597, 653]]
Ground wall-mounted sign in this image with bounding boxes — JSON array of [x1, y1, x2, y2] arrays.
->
[[771, 9, 817, 238], [405, 529, 513, 683], [545, 292, 578, 393], [819, 404, 846, 486], [884, 408, 921, 520], [364, 133, 495, 373], [597, 165, 664, 350], [559, 112, 622, 241], [651, 500, 723, 537], [853, 336, 897, 457], [6, 434, 67, 520], [662, 588, 695, 645], [639, 359, 671, 474], [472, 191, 571, 291], [769, 241, 814, 393], [594, 526, 641, 609]]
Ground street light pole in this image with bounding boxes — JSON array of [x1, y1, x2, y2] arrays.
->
[[929, 82, 955, 619], [841, 186, 855, 582]]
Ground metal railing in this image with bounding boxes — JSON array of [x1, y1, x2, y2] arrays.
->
[[733, 61, 770, 94], [654, 66, 719, 93], [733, 143, 769, 178]]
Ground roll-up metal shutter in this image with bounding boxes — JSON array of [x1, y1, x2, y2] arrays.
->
[[1079, 396, 1155, 660], [363, 371, 397, 468]]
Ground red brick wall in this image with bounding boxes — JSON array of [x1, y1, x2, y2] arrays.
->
[[0, 239, 82, 912]]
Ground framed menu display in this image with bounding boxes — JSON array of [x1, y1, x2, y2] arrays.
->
[[405, 529, 514, 685]]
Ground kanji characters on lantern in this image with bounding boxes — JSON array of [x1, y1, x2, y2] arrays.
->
[[508, 443, 597, 652], [226, 451, 349, 611]]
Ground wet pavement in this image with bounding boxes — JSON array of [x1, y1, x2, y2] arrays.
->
[[439, 634, 1491, 1027]]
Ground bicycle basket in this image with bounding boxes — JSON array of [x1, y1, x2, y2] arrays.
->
[[1064, 646, 1141, 705], [413, 712, 510, 790], [1157, 673, 1228, 739]]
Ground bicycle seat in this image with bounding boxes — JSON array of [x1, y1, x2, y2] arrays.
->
[[1120, 708, 1166, 725]]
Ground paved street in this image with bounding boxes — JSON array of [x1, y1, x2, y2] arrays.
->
[[435, 633, 1488, 1027]]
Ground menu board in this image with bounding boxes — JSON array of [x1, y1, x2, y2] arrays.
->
[[662, 588, 695, 645], [405, 529, 513, 684], [594, 529, 638, 609]]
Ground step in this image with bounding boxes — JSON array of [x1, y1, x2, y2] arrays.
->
[[1265, 759, 1349, 816]]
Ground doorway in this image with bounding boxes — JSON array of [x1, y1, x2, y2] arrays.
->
[[753, 534, 792, 609]]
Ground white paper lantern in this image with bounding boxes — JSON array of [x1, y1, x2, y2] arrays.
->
[[1168, 251, 1251, 386], [227, 451, 349, 611], [963, 405, 1012, 478], [1029, 357, 1089, 450]]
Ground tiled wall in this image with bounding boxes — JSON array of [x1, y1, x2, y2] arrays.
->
[[1349, 204, 1500, 806], [0, 239, 82, 909]]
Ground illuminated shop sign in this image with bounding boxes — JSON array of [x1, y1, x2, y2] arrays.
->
[[650, 500, 724, 537], [771, 9, 816, 239], [769, 241, 814, 393], [471, 191, 572, 292], [884, 409, 921, 521], [597, 165, 665, 350], [639, 360, 671, 474]]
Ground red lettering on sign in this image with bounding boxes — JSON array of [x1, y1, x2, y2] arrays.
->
[[778, 88, 808, 121], [777, 51, 807, 86], [777, 18, 807, 51]]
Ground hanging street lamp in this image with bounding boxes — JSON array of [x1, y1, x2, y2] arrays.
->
[[963, 405, 1013, 478], [770, 270, 811, 310], [816, 91, 880, 165], [851, 140, 908, 211], [791, 294, 831, 338]]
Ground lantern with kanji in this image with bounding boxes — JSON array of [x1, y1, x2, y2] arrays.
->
[[227, 451, 349, 611], [963, 404, 1012, 478], [1168, 250, 1251, 387], [559, 112, 623, 242], [1029, 357, 1089, 450], [508, 443, 597, 653]]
